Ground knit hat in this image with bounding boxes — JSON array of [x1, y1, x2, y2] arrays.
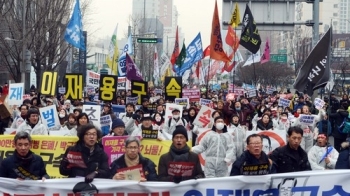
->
[[172, 125, 188, 141], [112, 118, 125, 130], [73, 182, 98, 194]]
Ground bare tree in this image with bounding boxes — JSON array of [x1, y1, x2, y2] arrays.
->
[[0, 0, 92, 89]]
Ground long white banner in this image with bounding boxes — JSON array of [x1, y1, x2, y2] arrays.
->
[[1, 171, 350, 195]]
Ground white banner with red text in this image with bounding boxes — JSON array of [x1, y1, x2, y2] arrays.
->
[[1, 170, 350, 195]]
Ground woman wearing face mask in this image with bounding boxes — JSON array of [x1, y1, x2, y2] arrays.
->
[[256, 114, 274, 131], [192, 116, 235, 177], [227, 114, 246, 158], [58, 108, 68, 126]]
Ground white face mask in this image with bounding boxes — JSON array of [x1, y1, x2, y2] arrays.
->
[[155, 117, 161, 122], [216, 122, 225, 130], [173, 115, 180, 119], [59, 114, 65, 118]]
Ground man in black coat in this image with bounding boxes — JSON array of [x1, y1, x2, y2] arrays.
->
[[269, 126, 311, 173], [0, 132, 49, 180], [110, 136, 158, 181], [231, 134, 276, 176]]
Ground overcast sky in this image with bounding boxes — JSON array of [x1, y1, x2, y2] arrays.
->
[[87, 0, 224, 47]]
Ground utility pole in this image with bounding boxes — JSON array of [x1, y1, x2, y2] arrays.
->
[[22, 0, 27, 90], [312, 0, 320, 47]]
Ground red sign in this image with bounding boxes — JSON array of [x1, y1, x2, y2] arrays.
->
[[182, 89, 200, 102], [168, 162, 195, 177], [66, 151, 87, 168]]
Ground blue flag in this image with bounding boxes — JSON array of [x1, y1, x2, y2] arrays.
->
[[64, 0, 85, 50], [174, 33, 203, 76]]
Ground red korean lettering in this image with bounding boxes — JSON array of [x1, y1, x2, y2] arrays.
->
[[41, 141, 57, 150], [198, 116, 210, 127], [143, 145, 151, 155], [150, 145, 159, 155], [32, 140, 40, 149]]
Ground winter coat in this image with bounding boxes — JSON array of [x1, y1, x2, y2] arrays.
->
[[11, 115, 25, 129], [230, 150, 276, 176], [17, 120, 49, 135], [269, 143, 311, 173], [227, 124, 246, 158], [307, 143, 338, 170], [0, 151, 50, 179], [335, 141, 350, 169], [163, 117, 188, 136], [293, 110, 325, 138], [256, 119, 274, 131], [110, 154, 158, 181], [223, 103, 254, 126], [329, 110, 348, 139], [59, 142, 109, 178], [158, 147, 204, 182]]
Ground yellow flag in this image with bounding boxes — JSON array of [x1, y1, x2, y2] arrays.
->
[[229, 3, 241, 28], [106, 25, 119, 75]]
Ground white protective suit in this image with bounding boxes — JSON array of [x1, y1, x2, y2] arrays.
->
[[17, 120, 49, 135], [294, 110, 325, 153], [227, 124, 246, 159], [308, 144, 339, 170], [192, 128, 236, 177], [119, 112, 136, 135]]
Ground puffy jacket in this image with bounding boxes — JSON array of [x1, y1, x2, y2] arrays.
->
[[0, 151, 49, 179], [110, 154, 158, 181], [230, 150, 276, 176], [269, 143, 311, 173], [59, 142, 109, 178], [17, 120, 49, 135], [307, 144, 338, 170], [335, 141, 350, 169]]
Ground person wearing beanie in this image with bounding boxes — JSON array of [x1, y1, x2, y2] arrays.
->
[[192, 116, 236, 177], [227, 114, 246, 158], [109, 118, 127, 136], [158, 125, 204, 183], [308, 133, 338, 170]]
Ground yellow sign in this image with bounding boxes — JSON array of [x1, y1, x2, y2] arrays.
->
[[131, 81, 147, 104], [40, 72, 58, 96], [165, 77, 182, 101], [0, 135, 78, 179], [65, 74, 83, 100], [99, 75, 117, 101]]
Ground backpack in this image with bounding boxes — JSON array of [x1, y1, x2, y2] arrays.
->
[[338, 114, 350, 134], [168, 118, 186, 128]]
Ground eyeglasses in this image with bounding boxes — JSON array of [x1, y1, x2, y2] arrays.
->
[[249, 142, 262, 146], [126, 146, 139, 150], [85, 133, 97, 137]]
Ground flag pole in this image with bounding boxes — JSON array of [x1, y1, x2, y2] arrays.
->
[[326, 25, 333, 137], [206, 59, 211, 98], [252, 52, 257, 86]]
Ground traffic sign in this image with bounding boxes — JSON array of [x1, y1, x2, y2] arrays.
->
[[137, 38, 158, 43], [270, 54, 287, 63], [278, 49, 287, 54]]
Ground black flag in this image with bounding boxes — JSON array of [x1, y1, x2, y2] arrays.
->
[[293, 27, 332, 96], [239, 4, 261, 54]]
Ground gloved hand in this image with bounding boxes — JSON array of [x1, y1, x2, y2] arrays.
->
[[173, 176, 182, 184], [85, 171, 97, 183], [132, 114, 139, 120]]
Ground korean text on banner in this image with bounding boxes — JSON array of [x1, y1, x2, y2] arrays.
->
[[126, 97, 139, 105], [0, 135, 78, 179], [314, 98, 325, 110], [2, 170, 350, 195], [278, 98, 291, 108], [100, 115, 112, 127], [99, 75, 118, 102], [65, 74, 83, 100], [193, 105, 215, 128], [86, 70, 100, 88], [199, 98, 212, 106], [175, 98, 189, 108], [164, 77, 182, 102], [182, 89, 200, 102], [102, 136, 129, 165], [131, 80, 148, 105], [246, 89, 257, 98], [83, 105, 101, 127], [39, 105, 60, 129], [40, 72, 58, 96], [8, 83, 24, 105], [299, 114, 316, 126]]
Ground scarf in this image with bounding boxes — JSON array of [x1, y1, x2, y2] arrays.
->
[[170, 144, 190, 162], [124, 154, 140, 167]]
